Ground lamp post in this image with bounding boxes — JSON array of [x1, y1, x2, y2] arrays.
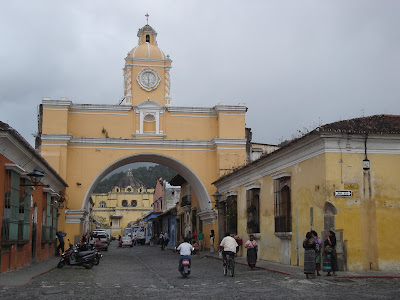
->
[[212, 190, 225, 243], [20, 168, 50, 187], [212, 190, 222, 208]]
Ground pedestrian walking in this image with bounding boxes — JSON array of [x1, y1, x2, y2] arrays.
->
[[245, 234, 258, 269], [210, 230, 215, 253], [191, 230, 197, 243], [197, 230, 204, 251], [162, 232, 169, 250], [159, 232, 165, 250], [303, 232, 316, 279], [56, 231, 66, 255], [311, 230, 322, 276]]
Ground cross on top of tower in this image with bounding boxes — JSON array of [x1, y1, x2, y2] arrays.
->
[[145, 13, 149, 25]]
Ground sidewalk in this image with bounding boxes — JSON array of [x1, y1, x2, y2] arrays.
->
[[0, 257, 59, 286], [204, 251, 400, 279]]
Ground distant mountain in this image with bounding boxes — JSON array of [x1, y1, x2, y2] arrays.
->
[[93, 164, 177, 193]]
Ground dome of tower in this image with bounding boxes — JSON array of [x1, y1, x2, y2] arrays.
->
[[129, 44, 166, 60], [114, 169, 146, 189], [127, 24, 168, 60]]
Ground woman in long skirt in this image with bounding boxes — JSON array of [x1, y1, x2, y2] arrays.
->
[[245, 235, 258, 270], [323, 231, 338, 276], [303, 232, 316, 279], [311, 230, 322, 276]]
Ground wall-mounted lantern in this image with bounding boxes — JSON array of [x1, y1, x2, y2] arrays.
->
[[20, 168, 50, 187], [212, 190, 222, 208]]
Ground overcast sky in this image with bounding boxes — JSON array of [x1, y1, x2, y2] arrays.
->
[[1, 1, 399, 146]]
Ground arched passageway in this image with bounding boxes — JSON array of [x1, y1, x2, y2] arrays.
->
[[82, 153, 213, 212]]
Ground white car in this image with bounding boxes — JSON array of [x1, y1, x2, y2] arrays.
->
[[120, 236, 133, 247]]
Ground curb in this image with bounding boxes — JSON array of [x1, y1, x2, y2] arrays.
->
[[205, 255, 400, 279], [205, 255, 296, 277], [21, 266, 57, 286]]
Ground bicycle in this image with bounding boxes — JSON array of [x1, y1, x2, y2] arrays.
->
[[223, 253, 235, 277]]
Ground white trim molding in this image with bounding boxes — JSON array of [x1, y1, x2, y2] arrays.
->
[[4, 163, 25, 174], [225, 190, 238, 197], [272, 172, 292, 180], [40, 134, 72, 143], [197, 209, 217, 225], [245, 182, 261, 190], [65, 209, 87, 224]]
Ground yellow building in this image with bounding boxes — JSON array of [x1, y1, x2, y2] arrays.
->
[[91, 169, 154, 237], [213, 115, 400, 271], [37, 21, 247, 244]]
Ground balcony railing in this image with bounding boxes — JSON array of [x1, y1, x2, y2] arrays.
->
[[1, 218, 10, 242], [18, 220, 24, 240], [41, 224, 47, 242], [274, 216, 292, 233]]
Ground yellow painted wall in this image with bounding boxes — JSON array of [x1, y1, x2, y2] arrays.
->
[[91, 189, 154, 237], [39, 23, 246, 250], [232, 145, 400, 271]]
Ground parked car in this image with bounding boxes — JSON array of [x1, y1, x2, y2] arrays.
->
[[93, 230, 109, 239], [90, 233, 109, 251], [120, 236, 133, 248], [92, 230, 110, 245]]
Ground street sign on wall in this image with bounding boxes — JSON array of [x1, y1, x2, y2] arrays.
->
[[334, 190, 353, 197]]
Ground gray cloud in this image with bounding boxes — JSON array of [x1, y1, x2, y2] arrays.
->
[[1, 0, 399, 146]]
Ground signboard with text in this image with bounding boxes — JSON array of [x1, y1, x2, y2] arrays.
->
[[334, 190, 353, 197]]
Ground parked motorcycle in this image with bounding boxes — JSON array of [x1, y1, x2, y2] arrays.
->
[[57, 239, 96, 269], [88, 244, 103, 265]]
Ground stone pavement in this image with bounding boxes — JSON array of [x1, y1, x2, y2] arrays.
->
[[0, 257, 59, 286], [203, 251, 400, 279], [1, 248, 399, 287]]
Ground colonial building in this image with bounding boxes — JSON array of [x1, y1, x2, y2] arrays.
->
[[213, 115, 400, 271], [37, 20, 247, 244], [0, 121, 67, 272], [142, 177, 180, 246], [91, 169, 154, 237]]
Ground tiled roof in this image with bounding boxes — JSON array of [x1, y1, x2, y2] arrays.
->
[[319, 115, 400, 134], [0, 121, 68, 187], [213, 114, 400, 185]]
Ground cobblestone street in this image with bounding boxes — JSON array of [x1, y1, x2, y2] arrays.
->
[[1, 243, 399, 299]]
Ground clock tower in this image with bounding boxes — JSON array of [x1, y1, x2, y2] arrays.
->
[[123, 21, 172, 106]]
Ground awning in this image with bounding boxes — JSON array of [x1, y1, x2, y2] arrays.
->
[[143, 212, 161, 222], [110, 215, 123, 219]]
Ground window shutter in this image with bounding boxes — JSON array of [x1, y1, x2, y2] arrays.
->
[[9, 171, 20, 240], [23, 179, 31, 240], [46, 193, 51, 240], [52, 198, 58, 239]]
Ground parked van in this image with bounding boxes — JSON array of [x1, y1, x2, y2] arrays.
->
[[132, 226, 145, 245]]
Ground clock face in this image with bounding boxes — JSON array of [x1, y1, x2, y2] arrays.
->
[[140, 71, 157, 88], [137, 68, 160, 91]]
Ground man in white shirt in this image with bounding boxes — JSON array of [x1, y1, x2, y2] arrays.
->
[[219, 232, 239, 265], [176, 237, 194, 271]]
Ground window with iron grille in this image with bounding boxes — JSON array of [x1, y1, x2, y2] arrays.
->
[[274, 177, 292, 233], [2, 169, 20, 242], [226, 195, 238, 234], [191, 208, 197, 232], [4, 170, 12, 215], [246, 188, 260, 233]]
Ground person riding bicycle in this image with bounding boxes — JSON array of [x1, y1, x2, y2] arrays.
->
[[176, 237, 194, 271], [219, 232, 239, 266]]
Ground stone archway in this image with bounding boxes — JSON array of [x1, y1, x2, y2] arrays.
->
[[82, 153, 212, 213]]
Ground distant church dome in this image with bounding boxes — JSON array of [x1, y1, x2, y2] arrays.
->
[[114, 169, 145, 189], [128, 24, 167, 60]]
